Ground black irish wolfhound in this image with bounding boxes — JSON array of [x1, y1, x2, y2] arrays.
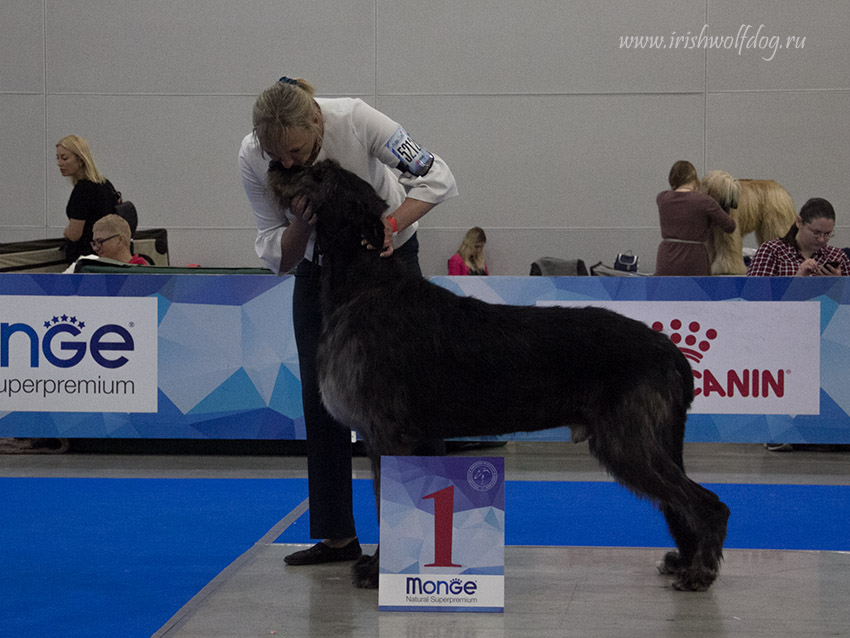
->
[[268, 159, 730, 592]]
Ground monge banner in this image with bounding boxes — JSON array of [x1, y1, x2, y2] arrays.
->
[[0, 295, 158, 412], [539, 300, 820, 415], [379, 456, 505, 613]]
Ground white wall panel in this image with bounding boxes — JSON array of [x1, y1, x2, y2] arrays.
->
[[163, 227, 260, 268], [378, 94, 705, 230], [47, 94, 259, 232], [0, 228, 49, 244], [2, 1, 848, 276], [706, 91, 850, 221], [45, 0, 376, 95], [0, 2, 43, 92], [377, 0, 707, 94], [0, 95, 45, 229], [706, 1, 850, 91]]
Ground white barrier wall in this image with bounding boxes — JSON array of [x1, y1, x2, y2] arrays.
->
[[1, 273, 848, 444], [1, 2, 848, 276]]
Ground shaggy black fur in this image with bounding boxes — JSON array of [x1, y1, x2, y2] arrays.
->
[[268, 159, 730, 593]]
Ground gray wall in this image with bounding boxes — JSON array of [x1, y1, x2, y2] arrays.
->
[[2, 1, 848, 275]]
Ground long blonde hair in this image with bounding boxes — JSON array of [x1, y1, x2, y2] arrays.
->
[[699, 170, 741, 212], [252, 77, 321, 159], [56, 134, 106, 185], [457, 227, 487, 272]]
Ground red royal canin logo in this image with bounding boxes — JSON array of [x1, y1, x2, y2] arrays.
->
[[651, 319, 717, 364], [651, 319, 784, 398]]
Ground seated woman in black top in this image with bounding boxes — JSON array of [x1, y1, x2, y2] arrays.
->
[[56, 135, 118, 262]]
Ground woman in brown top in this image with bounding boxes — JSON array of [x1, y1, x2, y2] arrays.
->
[[655, 161, 736, 276]]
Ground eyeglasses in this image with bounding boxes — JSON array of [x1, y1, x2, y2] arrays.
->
[[805, 226, 835, 240], [91, 234, 120, 249]]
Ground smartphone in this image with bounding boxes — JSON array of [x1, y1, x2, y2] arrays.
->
[[826, 261, 840, 268]]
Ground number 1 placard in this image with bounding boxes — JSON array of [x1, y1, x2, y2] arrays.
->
[[378, 456, 505, 612]]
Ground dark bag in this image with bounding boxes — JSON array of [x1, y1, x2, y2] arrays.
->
[[530, 257, 588, 276], [110, 184, 138, 236], [114, 199, 138, 236], [613, 251, 639, 273]]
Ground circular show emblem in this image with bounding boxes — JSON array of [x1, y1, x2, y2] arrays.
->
[[467, 460, 499, 492]]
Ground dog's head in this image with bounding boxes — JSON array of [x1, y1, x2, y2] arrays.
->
[[699, 170, 740, 212], [267, 159, 388, 255]]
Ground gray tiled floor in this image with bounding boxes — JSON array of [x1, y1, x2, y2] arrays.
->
[[3, 442, 849, 637]]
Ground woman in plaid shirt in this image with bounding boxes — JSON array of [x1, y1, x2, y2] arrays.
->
[[747, 198, 849, 277]]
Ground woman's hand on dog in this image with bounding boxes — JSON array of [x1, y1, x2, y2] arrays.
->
[[379, 217, 395, 257], [290, 194, 317, 226], [361, 217, 396, 257]]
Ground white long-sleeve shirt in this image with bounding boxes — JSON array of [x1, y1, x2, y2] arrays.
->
[[239, 97, 458, 274]]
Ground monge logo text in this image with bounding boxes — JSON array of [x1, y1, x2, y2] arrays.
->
[[0, 296, 158, 413]]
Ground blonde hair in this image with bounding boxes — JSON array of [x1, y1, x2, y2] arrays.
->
[[457, 227, 487, 272], [699, 170, 741, 212], [92, 214, 131, 245], [252, 78, 320, 159], [56, 134, 106, 185]]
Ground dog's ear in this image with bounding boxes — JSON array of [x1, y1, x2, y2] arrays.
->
[[728, 179, 741, 211], [328, 166, 390, 249], [266, 163, 307, 211]]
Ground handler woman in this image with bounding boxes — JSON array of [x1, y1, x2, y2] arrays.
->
[[654, 160, 736, 276], [239, 77, 458, 565]]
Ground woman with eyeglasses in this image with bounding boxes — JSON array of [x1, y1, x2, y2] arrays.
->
[[56, 135, 121, 262], [63, 215, 149, 272], [747, 198, 849, 276], [89, 215, 148, 264]]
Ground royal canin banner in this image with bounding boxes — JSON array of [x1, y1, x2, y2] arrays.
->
[[539, 300, 820, 415], [2, 274, 846, 443], [0, 295, 158, 412]]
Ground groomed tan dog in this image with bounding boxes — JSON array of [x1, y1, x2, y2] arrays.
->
[[700, 170, 796, 275]]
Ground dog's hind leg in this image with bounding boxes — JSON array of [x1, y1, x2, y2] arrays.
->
[[669, 481, 729, 592], [653, 433, 702, 577], [657, 480, 728, 588], [587, 396, 729, 591]]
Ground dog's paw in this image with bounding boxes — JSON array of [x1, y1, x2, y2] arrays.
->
[[352, 553, 379, 589], [672, 565, 718, 592], [656, 551, 682, 575]]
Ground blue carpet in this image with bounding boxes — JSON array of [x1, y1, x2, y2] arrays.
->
[[0, 478, 308, 638], [276, 479, 850, 552], [2, 477, 848, 638]]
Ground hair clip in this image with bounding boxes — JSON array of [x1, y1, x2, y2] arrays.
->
[[279, 76, 298, 86]]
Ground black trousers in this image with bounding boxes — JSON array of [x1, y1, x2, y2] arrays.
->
[[293, 234, 437, 538]]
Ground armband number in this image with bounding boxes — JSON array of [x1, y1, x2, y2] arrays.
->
[[386, 126, 434, 177]]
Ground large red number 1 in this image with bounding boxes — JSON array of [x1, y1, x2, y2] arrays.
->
[[423, 485, 461, 567]]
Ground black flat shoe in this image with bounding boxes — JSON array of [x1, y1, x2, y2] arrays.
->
[[284, 540, 362, 566]]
